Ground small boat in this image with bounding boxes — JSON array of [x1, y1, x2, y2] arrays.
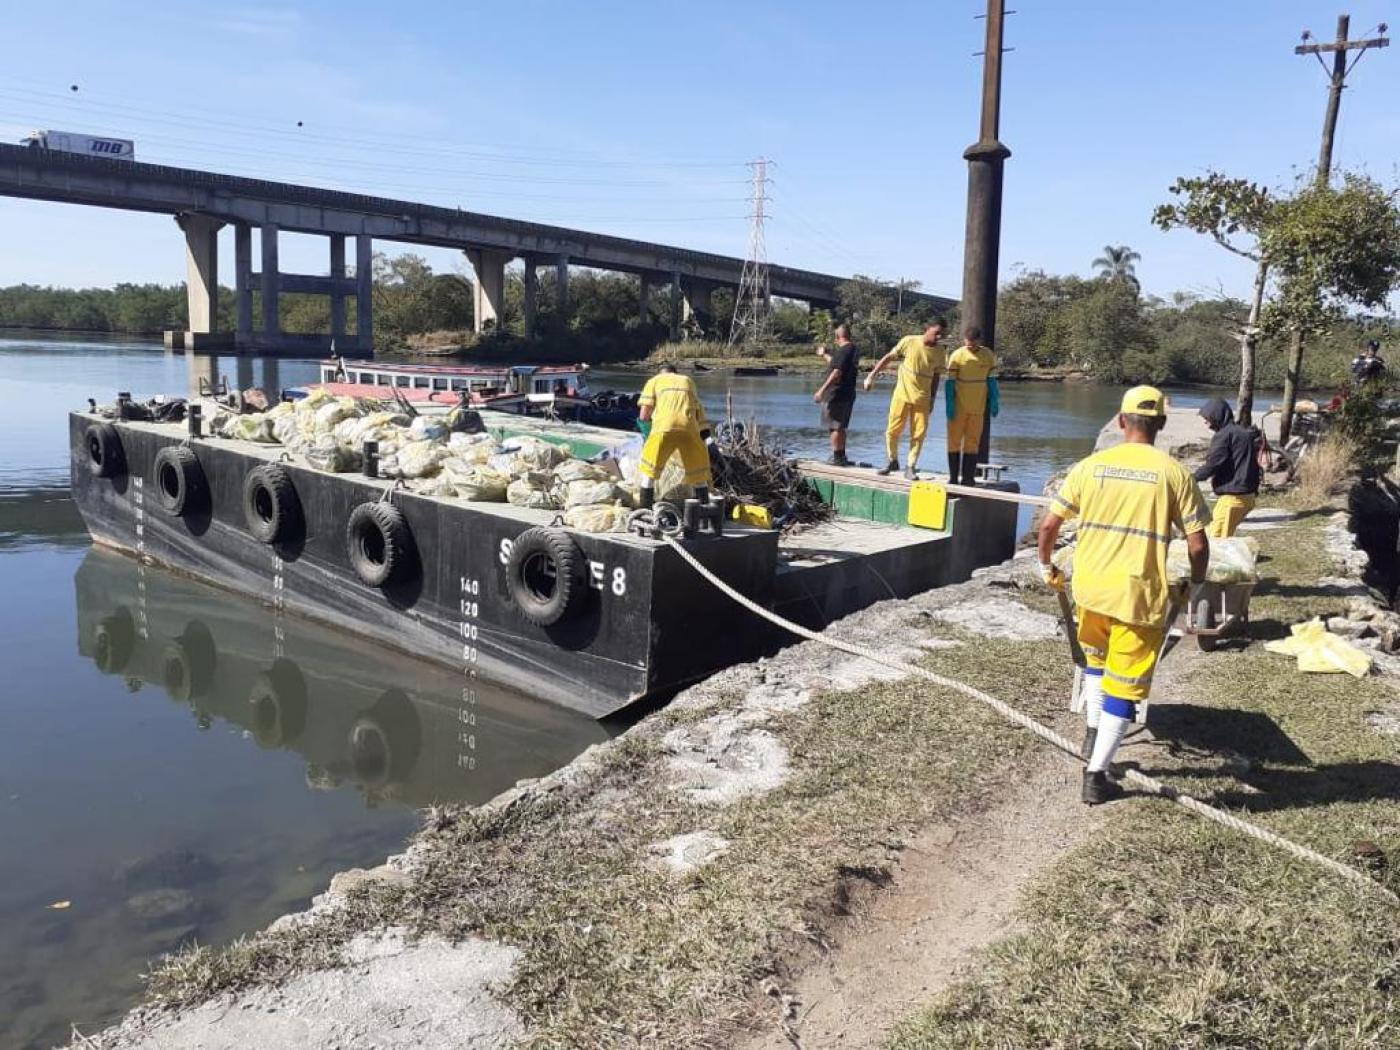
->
[[692, 362, 713, 373], [291, 359, 640, 431], [733, 365, 780, 377]]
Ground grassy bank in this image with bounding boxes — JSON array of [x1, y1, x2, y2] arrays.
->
[[129, 579, 1079, 1048], [889, 504, 1400, 1049]]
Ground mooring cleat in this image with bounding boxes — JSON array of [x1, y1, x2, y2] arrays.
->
[[1081, 726, 1097, 761], [877, 460, 899, 476], [1081, 770, 1123, 806]]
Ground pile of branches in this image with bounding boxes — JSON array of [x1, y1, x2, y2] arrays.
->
[[710, 421, 835, 533]]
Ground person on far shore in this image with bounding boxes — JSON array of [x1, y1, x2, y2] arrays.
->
[[864, 318, 946, 479], [814, 323, 860, 467], [1352, 339, 1386, 385], [1195, 398, 1262, 538]]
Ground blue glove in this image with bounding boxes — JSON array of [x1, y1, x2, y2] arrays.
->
[[638, 418, 653, 439], [987, 376, 1000, 419], [945, 381, 957, 421]]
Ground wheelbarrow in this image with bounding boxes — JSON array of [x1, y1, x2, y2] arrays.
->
[[1178, 579, 1256, 652]]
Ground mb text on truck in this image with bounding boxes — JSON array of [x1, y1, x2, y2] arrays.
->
[[21, 130, 135, 161]]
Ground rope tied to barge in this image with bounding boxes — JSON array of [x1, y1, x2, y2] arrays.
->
[[662, 535, 1399, 905]]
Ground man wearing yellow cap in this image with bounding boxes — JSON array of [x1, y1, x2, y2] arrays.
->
[[863, 319, 947, 479], [1037, 386, 1211, 805]]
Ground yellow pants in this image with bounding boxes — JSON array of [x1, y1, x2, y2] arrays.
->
[[1077, 610, 1163, 703], [1209, 494, 1255, 538], [947, 411, 985, 454], [885, 395, 930, 463], [639, 428, 712, 487]]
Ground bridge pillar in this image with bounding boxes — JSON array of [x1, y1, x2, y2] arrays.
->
[[638, 274, 651, 324], [465, 247, 510, 333], [683, 278, 716, 336], [669, 271, 682, 340], [329, 234, 347, 345], [523, 257, 538, 338], [234, 223, 253, 348], [556, 255, 569, 310], [260, 224, 280, 342], [355, 235, 374, 353], [176, 214, 224, 347]]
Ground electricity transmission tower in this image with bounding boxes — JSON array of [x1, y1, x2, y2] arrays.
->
[[728, 157, 773, 349]]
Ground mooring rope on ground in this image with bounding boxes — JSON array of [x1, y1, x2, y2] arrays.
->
[[663, 536, 1398, 905]]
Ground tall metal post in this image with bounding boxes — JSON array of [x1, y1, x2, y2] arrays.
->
[[963, 0, 1011, 471]]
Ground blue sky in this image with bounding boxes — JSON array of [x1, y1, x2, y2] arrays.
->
[[0, 0, 1395, 302]]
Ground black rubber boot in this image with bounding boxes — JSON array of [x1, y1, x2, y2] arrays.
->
[[694, 486, 710, 505], [959, 457, 978, 487], [639, 487, 654, 509], [947, 452, 960, 480], [1081, 725, 1097, 761], [877, 459, 899, 476], [1082, 770, 1123, 806]]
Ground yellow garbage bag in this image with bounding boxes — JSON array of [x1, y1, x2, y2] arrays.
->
[[1264, 618, 1372, 678]]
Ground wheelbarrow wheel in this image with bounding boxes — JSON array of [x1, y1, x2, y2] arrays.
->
[[1195, 597, 1218, 652]]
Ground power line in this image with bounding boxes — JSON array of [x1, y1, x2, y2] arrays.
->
[[728, 157, 773, 348], [0, 80, 744, 171]]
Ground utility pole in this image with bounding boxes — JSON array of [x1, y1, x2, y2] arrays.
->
[[1279, 13, 1389, 442], [728, 157, 773, 350], [962, 0, 1011, 471]]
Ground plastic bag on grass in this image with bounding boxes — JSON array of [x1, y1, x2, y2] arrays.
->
[[563, 503, 630, 533], [1264, 619, 1372, 678]]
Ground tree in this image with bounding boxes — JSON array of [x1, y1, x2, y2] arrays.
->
[[1091, 245, 1142, 291], [1153, 173, 1276, 424], [996, 269, 1095, 368], [1262, 174, 1400, 441]]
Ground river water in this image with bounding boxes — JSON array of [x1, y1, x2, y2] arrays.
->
[[0, 336, 1220, 1047]]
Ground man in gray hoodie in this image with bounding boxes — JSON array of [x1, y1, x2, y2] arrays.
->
[[1194, 398, 1262, 537]]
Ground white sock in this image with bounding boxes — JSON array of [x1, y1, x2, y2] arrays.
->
[[1088, 695, 1136, 773], [1082, 670, 1104, 728]]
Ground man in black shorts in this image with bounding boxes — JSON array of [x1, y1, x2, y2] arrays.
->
[[814, 323, 859, 466]]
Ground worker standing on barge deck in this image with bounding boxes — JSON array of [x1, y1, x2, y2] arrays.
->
[[863, 319, 947, 479], [944, 326, 999, 486], [637, 363, 712, 509], [1037, 386, 1211, 805]]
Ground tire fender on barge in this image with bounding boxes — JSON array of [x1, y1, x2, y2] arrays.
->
[[243, 464, 303, 546], [152, 445, 208, 517], [346, 501, 413, 588], [506, 526, 588, 627]]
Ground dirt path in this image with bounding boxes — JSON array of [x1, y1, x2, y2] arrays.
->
[[744, 646, 1206, 1050], [741, 750, 1100, 1050]]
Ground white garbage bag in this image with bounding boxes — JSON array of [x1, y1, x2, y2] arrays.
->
[[563, 503, 630, 533]]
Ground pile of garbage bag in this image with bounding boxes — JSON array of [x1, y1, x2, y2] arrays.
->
[[207, 390, 636, 532]]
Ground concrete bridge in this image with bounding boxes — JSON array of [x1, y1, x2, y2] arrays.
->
[[0, 144, 954, 356]]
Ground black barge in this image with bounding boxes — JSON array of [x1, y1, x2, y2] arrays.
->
[[69, 411, 1018, 719]]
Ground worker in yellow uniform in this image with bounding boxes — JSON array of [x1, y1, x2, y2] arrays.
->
[[1038, 386, 1211, 805], [944, 325, 999, 486], [863, 319, 946, 479], [636, 363, 712, 509]]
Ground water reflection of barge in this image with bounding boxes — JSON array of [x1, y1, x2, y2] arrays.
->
[[68, 409, 1018, 719], [75, 547, 609, 807]]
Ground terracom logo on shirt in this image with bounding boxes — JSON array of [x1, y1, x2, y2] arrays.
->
[[1092, 465, 1160, 486]]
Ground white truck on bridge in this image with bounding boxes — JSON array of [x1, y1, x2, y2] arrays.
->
[[21, 130, 135, 161]]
